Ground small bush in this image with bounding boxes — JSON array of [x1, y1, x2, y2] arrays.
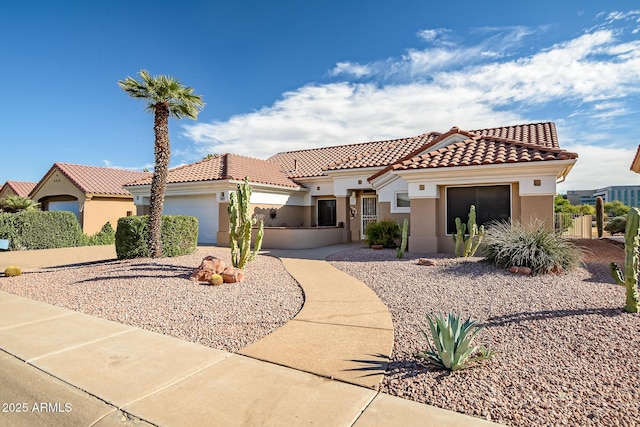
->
[[416, 312, 493, 371], [483, 220, 582, 275], [4, 266, 22, 277], [365, 220, 401, 248], [115, 215, 198, 259], [604, 216, 626, 235], [83, 222, 116, 246]]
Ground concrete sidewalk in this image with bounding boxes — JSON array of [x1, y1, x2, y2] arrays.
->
[[0, 245, 500, 426]]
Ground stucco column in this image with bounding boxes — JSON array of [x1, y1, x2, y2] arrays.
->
[[408, 198, 438, 253], [336, 196, 351, 243], [520, 195, 554, 229]]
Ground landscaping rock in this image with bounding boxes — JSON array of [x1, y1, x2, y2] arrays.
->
[[509, 266, 532, 275], [190, 256, 227, 282], [221, 267, 245, 283], [417, 258, 438, 266]]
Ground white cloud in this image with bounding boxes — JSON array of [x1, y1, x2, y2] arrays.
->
[[183, 12, 640, 191], [557, 144, 639, 192], [329, 62, 372, 78]]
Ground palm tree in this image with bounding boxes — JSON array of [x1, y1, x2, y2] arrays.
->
[[118, 70, 204, 258], [0, 195, 40, 213]]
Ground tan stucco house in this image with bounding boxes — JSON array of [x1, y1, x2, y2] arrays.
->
[[125, 122, 578, 253], [30, 163, 150, 234], [0, 181, 37, 199]]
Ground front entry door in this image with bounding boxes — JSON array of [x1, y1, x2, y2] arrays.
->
[[361, 195, 378, 239]]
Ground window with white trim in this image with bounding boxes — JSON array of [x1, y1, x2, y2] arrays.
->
[[393, 191, 410, 213]]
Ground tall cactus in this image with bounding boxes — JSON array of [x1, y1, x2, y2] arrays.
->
[[452, 205, 486, 257], [596, 196, 604, 239], [609, 207, 639, 313], [396, 218, 409, 258], [228, 177, 264, 269]]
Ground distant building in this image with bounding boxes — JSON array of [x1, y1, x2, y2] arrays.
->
[[567, 186, 640, 207], [593, 185, 640, 208], [566, 189, 597, 205]]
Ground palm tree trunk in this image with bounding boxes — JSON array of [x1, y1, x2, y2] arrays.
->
[[148, 102, 170, 258]]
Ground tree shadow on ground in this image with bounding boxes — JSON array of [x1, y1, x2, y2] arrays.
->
[[71, 263, 194, 284], [484, 307, 625, 328]]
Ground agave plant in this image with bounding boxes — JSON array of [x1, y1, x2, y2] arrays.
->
[[416, 312, 493, 371]]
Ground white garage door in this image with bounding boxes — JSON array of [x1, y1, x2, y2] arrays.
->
[[48, 201, 80, 221], [162, 195, 218, 244]]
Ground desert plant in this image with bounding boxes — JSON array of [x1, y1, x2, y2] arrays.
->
[[365, 220, 401, 248], [0, 195, 40, 213], [416, 312, 493, 371], [119, 70, 205, 258], [483, 220, 582, 275], [605, 216, 626, 235], [609, 208, 639, 313], [209, 274, 224, 286], [596, 196, 605, 239], [396, 218, 409, 258], [4, 266, 22, 277], [229, 177, 264, 269], [452, 205, 486, 257]]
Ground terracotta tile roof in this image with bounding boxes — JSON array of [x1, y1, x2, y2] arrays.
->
[[391, 135, 578, 172], [2, 181, 37, 197], [126, 154, 301, 189], [36, 163, 152, 196], [631, 144, 640, 173], [470, 122, 559, 149], [268, 133, 441, 178]]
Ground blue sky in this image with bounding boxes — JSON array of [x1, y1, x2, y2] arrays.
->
[[1, 1, 639, 194]]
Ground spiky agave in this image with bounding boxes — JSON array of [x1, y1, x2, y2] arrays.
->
[[416, 312, 493, 371]]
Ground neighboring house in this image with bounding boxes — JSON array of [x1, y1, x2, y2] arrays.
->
[[30, 163, 150, 234], [125, 122, 578, 253], [0, 181, 37, 199], [632, 144, 640, 174]]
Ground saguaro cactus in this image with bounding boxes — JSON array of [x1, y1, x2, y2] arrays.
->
[[596, 196, 604, 239], [452, 205, 486, 257], [609, 207, 639, 313], [228, 177, 264, 269]]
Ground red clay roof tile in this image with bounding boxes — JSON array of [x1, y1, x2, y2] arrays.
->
[[126, 154, 301, 189], [35, 163, 152, 196], [2, 181, 37, 197]]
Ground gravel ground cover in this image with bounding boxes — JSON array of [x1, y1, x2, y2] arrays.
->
[[328, 239, 639, 427], [0, 247, 303, 352]]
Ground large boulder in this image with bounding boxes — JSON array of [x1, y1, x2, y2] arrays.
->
[[190, 256, 227, 282]]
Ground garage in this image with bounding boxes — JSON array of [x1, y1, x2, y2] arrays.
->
[[47, 200, 80, 221], [162, 195, 218, 244]]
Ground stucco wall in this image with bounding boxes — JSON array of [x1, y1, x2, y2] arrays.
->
[[251, 204, 306, 227], [520, 195, 554, 227], [408, 198, 438, 253], [83, 197, 135, 234]]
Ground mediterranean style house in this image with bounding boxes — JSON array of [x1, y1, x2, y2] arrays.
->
[[28, 163, 150, 234], [125, 122, 578, 253], [0, 181, 37, 199]]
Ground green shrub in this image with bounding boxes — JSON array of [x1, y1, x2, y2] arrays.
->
[[365, 220, 401, 248], [416, 312, 493, 371], [0, 211, 83, 250], [82, 222, 116, 246], [115, 215, 198, 259], [483, 220, 582, 275], [604, 216, 626, 235]]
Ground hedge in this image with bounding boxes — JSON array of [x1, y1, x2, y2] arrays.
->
[[0, 211, 84, 250], [115, 215, 199, 259]]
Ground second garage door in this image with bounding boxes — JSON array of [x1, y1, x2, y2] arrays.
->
[[162, 195, 218, 244]]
